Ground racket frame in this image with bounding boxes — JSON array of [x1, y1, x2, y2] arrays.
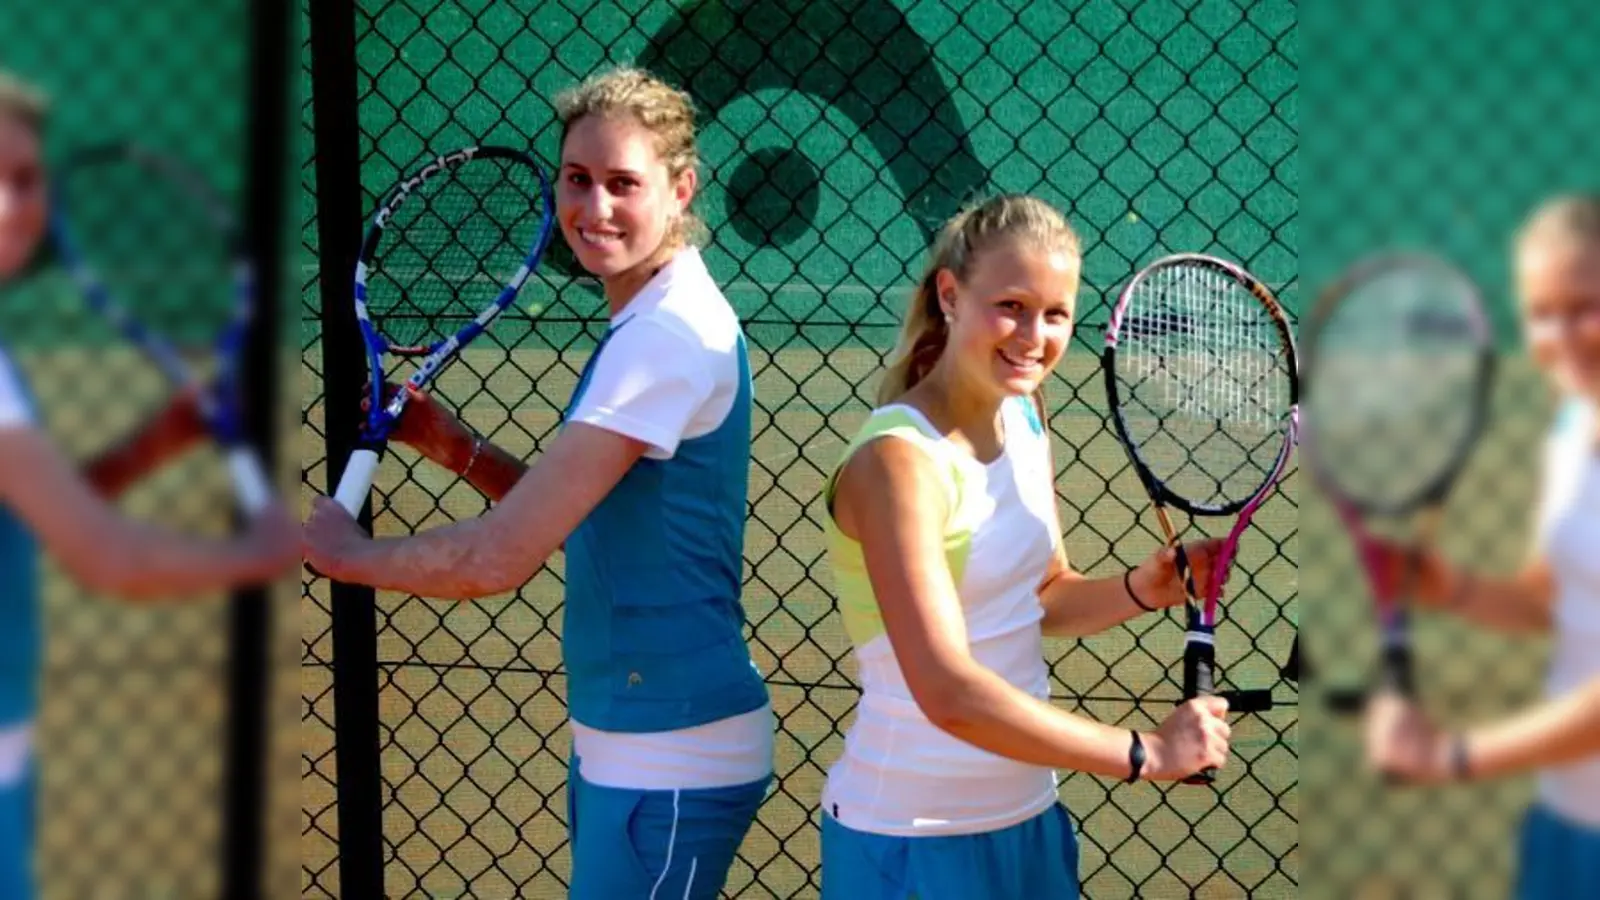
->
[[1301, 253, 1496, 702], [48, 141, 272, 514], [1103, 252, 1301, 784], [330, 145, 557, 516]]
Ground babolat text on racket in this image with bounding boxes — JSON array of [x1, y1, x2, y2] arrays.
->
[[50, 141, 272, 514], [1103, 252, 1300, 785], [328, 145, 556, 517], [1301, 253, 1494, 710]]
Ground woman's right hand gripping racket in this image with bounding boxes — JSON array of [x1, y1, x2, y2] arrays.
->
[[50, 141, 272, 515], [1301, 254, 1495, 723], [1104, 253, 1301, 785], [315, 146, 555, 574]]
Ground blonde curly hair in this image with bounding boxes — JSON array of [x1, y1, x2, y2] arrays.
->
[[0, 71, 49, 132]]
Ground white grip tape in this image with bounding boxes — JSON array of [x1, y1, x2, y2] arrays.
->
[[227, 447, 274, 515], [333, 449, 380, 515]]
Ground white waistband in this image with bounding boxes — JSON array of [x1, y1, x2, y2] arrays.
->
[[571, 705, 774, 791], [0, 721, 33, 789], [822, 752, 1059, 837]]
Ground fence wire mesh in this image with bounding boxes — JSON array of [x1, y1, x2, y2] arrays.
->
[[302, 1, 1300, 897], [3, 2, 296, 898], [1298, 2, 1596, 899]]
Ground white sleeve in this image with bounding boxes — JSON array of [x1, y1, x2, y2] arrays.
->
[[568, 319, 716, 458], [1531, 400, 1592, 552], [0, 355, 33, 430]]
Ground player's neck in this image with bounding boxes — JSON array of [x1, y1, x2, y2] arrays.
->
[[910, 363, 1006, 458], [602, 244, 682, 315]]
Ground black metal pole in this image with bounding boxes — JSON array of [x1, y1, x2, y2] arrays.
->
[[309, 0, 386, 895], [221, 0, 292, 897]]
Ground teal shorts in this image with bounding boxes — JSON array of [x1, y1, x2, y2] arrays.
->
[[1516, 802, 1600, 900], [820, 803, 1080, 900], [565, 754, 770, 900]]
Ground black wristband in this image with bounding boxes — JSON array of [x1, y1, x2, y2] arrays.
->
[[1125, 570, 1156, 613], [1126, 731, 1146, 783]]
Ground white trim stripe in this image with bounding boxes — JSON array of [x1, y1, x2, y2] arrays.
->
[[681, 858, 698, 900], [649, 789, 683, 900]]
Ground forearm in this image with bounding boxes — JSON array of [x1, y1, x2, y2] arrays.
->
[[333, 513, 549, 600], [1458, 678, 1600, 780], [1039, 570, 1154, 638], [83, 440, 169, 499], [316, 424, 642, 596], [82, 401, 205, 499], [68, 522, 266, 600], [1444, 566, 1553, 634], [923, 664, 1136, 778], [440, 436, 527, 503]]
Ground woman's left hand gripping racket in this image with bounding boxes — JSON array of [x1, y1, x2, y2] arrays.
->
[[50, 142, 273, 514], [1301, 254, 1495, 718], [327, 146, 555, 525], [1103, 252, 1301, 785]]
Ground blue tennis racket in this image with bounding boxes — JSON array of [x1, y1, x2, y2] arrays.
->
[[49, 142, 272, 514], [329, 145, 556, 515]]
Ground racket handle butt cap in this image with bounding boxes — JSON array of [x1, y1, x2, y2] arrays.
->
[[332, 448, 381, 515], [227, 447, 274, 515]]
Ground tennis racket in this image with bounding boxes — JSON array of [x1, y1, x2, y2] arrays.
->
[[49, 142, 272, 514], [1301, 253, 1494, 710], [1104, 252, 1300, 785], [327, 145, 556, 517]]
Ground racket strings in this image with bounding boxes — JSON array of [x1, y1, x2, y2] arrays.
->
[[368, 157, 547, 351], [61, 156, 235, 338], [1306, 264, 1488, 509], [1116, 264, 1294, 506]]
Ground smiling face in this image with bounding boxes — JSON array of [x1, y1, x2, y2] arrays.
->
[[0, 110, 47, 281], [1517, 237, 1600, 404], [557, 113, 695, 288], [936, 237, 1080, 400]]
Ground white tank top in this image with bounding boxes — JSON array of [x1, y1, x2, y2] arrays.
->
[[1535, 400, 1600, 827], [820, 397, 1063, 836]]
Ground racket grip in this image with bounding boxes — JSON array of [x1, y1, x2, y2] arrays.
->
[[1183, 640, 1216, 699], [1379, 632, 1416, 698], [306, 447, 382, 581], [332, 447, 381, 516], [1378, 632, 1416, 786], [1182, 629, 1220, 786], [226, 447, 274, 516]]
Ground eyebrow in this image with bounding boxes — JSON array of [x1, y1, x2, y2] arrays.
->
[[561, 162, 644, 178], [995, 286, 1073, 309]]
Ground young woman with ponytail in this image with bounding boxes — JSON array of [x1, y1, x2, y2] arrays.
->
[[817, 194, 1233, 898]]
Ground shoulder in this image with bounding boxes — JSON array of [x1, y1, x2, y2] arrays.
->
[[641, 248, 742, 354], [0, 348, 34, 431], [1012, 392, 1047, 438], [836, 428, 952, 519], [831, 406, 958, 507], [1551, 398, 1595, 440], [1544, 397, 1596, 469]]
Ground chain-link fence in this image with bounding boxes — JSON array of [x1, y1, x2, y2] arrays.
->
[[302, 0, 1299, 897], [1298, 2, 1594, 898], [2, 2, 295, 898]]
